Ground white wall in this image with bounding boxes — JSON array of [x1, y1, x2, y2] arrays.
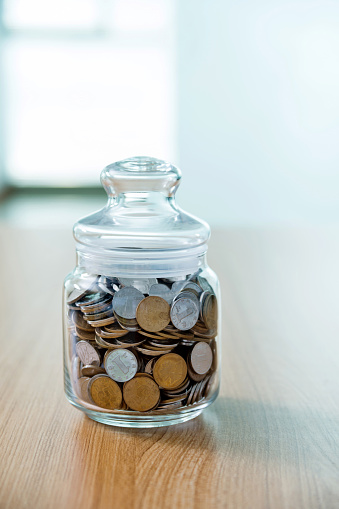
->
[[176, 0, 339, 226]]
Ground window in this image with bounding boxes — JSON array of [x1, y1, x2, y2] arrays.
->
[[1, 0, 176, 185]]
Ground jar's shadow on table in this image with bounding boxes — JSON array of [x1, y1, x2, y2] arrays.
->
[[70, 397, 339, 472]]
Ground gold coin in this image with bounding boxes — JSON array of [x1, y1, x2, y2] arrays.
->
[[153, 353, 187, 390], [136, 296, 170, 332], [123, 375, 160, 412], [88, 374, 122, 410]]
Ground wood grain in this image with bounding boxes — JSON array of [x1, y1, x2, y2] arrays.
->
[[0, 224, 338, 509]]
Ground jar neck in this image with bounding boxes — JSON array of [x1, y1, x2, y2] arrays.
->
[[107, 191, 177, 216], [76, 245, 208, 278]]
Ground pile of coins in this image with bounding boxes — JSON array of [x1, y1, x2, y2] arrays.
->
[[67, 271, 218, 413]]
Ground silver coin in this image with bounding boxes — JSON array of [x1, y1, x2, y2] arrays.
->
[[75, 340, 101, 366], [67, 274, 98, 305], [171, 280, 187, 294], [197, 275, 214, 293], [98, 276, 116, 296], [170, 295, 199, 330], [199, 291, 209, 320], [72, 355, 81, 381], [75, 292, 106, 307], [182, 282, 202, 297], [112, 286, 144, 319], [149, 284, 174, 304], [162, 276, 188, 283], [190, 342, 213, 375], [119, 278, 157, 294], [104, 349, 138, 382]]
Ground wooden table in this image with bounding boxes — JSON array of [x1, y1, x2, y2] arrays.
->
[[1, 225, 338, 509]]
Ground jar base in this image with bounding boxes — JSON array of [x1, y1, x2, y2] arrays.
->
[[66, 392, 217, 428], [84, 408, 203, 428]]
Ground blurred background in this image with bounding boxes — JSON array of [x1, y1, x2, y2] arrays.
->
[[0, 0, 338, 228]]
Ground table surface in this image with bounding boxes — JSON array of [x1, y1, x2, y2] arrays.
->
[[0, 224, 338, 509]]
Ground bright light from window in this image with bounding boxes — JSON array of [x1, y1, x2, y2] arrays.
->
[[2, 0, 176, 185], [3, 0, 100, 29]]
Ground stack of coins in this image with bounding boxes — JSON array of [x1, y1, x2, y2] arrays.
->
[[67, 271, 218, 412]]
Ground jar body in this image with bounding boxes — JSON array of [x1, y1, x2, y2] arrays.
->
[[63, 260, 221, 428]]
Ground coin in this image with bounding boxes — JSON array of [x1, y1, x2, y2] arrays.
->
[[67, 288, 88, 306], [136, 296, 170, 332], [83, 307, 113, 321], [98, 276, 116, 296], [171, 280, 188, 294], [182, 282, 202, 297], [186, 383, 200, 406], [95, 326, 128, 339], [144, 358, 156, 374], [81, 365, 106, 377], [67, 270, 219, 413], [74, 376, 91, 403], [197, 275, 214, 293], [123, 375, 160, 412], [88, 374, 122, 410], [80, 295, 112, 313], [86, 315, 117, 326], [72, 311, 94, 331], [149, 284, 174, 304], [202, 293, 218, 330], [170, 295, 199, 330], [187, 362, 206, 382], [67, 275, 98, 304], [112, 287, 144, 319], [104, 349, 138, 382], [119, 278, 157, 294], [190, 342, 213, 375], [75, 340, 101, 366], [75, 328, 95, 341], [153, 353, 187, 389], [75, 291, 106, 307]]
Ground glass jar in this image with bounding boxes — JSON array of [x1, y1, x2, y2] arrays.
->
[[63, 156, 221, 427]]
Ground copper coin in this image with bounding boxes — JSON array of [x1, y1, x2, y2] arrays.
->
[[123, 375, 160, 412], [136, 296, 170, 332], [88, 374, 122, 410], [72, 311, 94, 331], [202, 293, 218, 330], [153, 353, 187, 390], [190, 342, 213, 375], [83, 307, 113, 321], [80, 296, 112, 314], [95, 334, 119, 349], [86, 315, 117, 326], [75, 328, 95, 341], [74, 376, 91, 403], [81, 365, 106, 377], [75, 340, 100, 366], [144, 358, 156, 374]]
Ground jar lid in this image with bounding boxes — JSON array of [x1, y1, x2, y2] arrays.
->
[[74, 157, 210, 276], [74, 157, 210, 256]]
